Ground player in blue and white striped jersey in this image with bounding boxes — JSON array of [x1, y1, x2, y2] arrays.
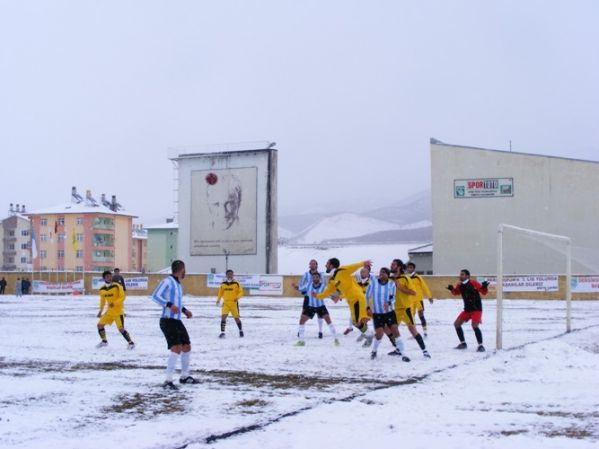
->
[[151, 260, 197, 389], [292, 259, 326, 338], [366, 267, 409, 361], [295, 272, 339, 347]]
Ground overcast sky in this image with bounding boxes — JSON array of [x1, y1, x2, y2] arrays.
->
[[1, 0, 598, 224]]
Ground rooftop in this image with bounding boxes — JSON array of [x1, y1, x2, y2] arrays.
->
[[26, 202, 137, 218], [168, 141, 276, 160], [145, 222, 179, 230], [408, 243, 433, 254]]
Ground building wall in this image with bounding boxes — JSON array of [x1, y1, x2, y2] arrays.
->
[[147, 228, 178, 272], [131, 238, 147, 272], [176, 149, 278, 274], [408, 253, 433, 274], [431, 143, 599, 275], [2, 216, 31, 271]]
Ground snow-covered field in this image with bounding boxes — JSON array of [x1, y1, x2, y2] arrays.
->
[[1, 294, 598, 449]]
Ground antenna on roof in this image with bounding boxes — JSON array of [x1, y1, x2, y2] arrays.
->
[[85, 190, 99, 207], [71, 187, 84, 204], [100, 193, 112, 208], [110, 195, 123, 212]]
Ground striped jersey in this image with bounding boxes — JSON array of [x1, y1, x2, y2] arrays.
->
[[306, 282, 327, 308], [151, 275, 185, 320], [366, 278, 396, 314], [298, 270, 324, 295]]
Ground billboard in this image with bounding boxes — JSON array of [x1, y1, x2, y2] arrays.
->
[[454, 178, 514, 198], [190, 167, 258, 256]]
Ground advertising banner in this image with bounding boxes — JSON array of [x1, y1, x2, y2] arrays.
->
[[92, 277, 149, 290], [571, 276, 599, 293], [33, 279, 84, 294], [479, 275, 559, 292], [207, 273, 283, 295], [454, 178, 513, 198]]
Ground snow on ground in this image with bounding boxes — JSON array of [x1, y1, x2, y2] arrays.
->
[[277, 243, 418, 274], [0, 294, 598, 449]]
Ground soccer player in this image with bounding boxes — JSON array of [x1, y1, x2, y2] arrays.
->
[[391, 259, 431, 359], [366, 268, 410, 361], [312, 258, 373, 345], [295, 272, 340, 347], [151, 260, 198, 389], [348, 267, 374, 337], [447, 269, 489, 352], [96, 270, 134, 349], [216, 269, 244, 338], [291, 259, 325, 338], [112, 268, 127, 293], [406, 262, 434, 337]]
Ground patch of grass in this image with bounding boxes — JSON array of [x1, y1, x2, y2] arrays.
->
[[542, 426, 595, 440], [105, 392, 187, 418]]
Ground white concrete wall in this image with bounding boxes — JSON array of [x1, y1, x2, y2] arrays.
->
[[431, 142, 599, 275], [175, 149, 277, 274]]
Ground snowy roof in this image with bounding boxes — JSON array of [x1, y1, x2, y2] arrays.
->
[[3, 213, 30, 222], [168, 141, 276, 160], [145, 222, 179, 230], [26, 202, 137, 218], [408, 243, 433, 254]]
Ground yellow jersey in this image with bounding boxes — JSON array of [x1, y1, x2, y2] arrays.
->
[[409, 273, 432, 307], [394, 274, 414, 310], [217, 280, 244, 303], [99, 283, 125, 316], [316, 262, 365, 303]]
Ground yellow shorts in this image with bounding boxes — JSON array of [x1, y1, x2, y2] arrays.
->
[[348, 297, 370, 325], [413, 300, 424, 312], [395, 308, 415, 326], [98, 313, 125, 329], [221, 301, 240, 318]]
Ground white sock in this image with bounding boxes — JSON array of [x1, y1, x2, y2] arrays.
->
[[348, 318, 353, 328], [372, 337, 381, 352], [180, 351, 190, 378], [298, 324, 306, 340], [166, 351, 179, 381], [395, 337, 406, 353], [328, 324, 337, 337], [317, 318, 324, 332]]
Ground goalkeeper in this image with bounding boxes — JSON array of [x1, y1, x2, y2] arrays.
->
[[447, 269, 489, 352]]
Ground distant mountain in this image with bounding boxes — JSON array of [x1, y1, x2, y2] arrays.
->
[[279, 190, 432, 245]]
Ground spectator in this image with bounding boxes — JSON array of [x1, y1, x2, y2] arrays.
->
[[0, 277, 6, 294]]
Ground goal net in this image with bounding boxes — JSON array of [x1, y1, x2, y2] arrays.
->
[[495, 224, 572, 350]]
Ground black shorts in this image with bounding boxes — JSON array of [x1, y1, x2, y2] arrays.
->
[[159, 318, 191, 349], [304, 306, 329, 319], [373, 312, 397, 329]]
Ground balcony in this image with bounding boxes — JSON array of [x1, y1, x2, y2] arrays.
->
[[92, 255, 114, 263], [92, 218, 114, 230]]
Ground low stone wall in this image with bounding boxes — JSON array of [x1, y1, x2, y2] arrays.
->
[[0, 272, 597, 300]]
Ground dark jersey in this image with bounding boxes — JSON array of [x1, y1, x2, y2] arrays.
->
[[451, 280, 487, 312]]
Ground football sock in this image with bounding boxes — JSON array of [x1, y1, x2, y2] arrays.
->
[[220, 320, 226, 332], [120, 330, 132, 343], [395, 337, 406, 353], [317, 318, 324, 333], [456, 326, 465, 343], [372, 337, 381, 352], [328, 324, 337, 337], [415, 334, 426, 350], [386, 333, 396, 345], [236, 320, 243, 331], [298, 324, 306, 340], [180, 351, 190, 377], [166, 351, 179, 381], [420, 316, 427, 327], [474, 327, 483, 344], [98, 328, 107, 342]]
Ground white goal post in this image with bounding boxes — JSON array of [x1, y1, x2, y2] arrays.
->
[[496, 224, 572, 350]]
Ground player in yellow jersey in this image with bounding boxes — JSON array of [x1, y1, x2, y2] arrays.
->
[[216, 269, 244, 338], [406, 262, 434, 337], [390, 259, 430, 359], [96, 270, 134, 349], [313, 258, 373, 345]]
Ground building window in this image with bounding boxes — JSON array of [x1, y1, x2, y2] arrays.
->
[[20, 257, 27, 264], [40, 250, 47, 259], [41, 266, 47, 271], [21, 229, 29, 237], [76, 266, 84, 272], [41, 218, 47, 226], [76, 233, 84, 242], [8, 257, 14, 263], [40, 234, 47, 242], [8, 230, 14, 237], [76, 217, 84, 225], [57, 217, 65, 226], [58, 233, 65, 242], [57, 250, 65, 259], [21, 243, 28, 250], [76, 250, 84, 258], [8, 244, 14, 250], [57, 265, 64, 271]]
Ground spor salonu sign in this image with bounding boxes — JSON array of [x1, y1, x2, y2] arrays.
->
[[454, 178, 514, 198]]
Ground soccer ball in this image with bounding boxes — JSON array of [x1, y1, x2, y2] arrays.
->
[[206, 173, 218, 185]]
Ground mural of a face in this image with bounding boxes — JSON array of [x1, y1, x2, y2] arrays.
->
[[205, 173, 242, 230]]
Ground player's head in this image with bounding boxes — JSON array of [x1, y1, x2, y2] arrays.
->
[[311, 271, 321, 285], [406, 262, 416, 274], [171, 260, 186, 279], [102, 270, 112, 284], [391, 259, 405, 273], [379, 267, 390, 281], [113, 268, 120, 274], [460, 269, 470, 281], [326, 258, 340, 273], [308, 259, 318, 271], [359, 267, 370, 279], [226, 269, 234, 280]]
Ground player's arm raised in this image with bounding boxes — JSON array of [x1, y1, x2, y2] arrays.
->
[[313, 279, 336, 299]]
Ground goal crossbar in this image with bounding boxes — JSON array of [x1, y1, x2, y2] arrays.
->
[[496, 224, 572, 350]]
